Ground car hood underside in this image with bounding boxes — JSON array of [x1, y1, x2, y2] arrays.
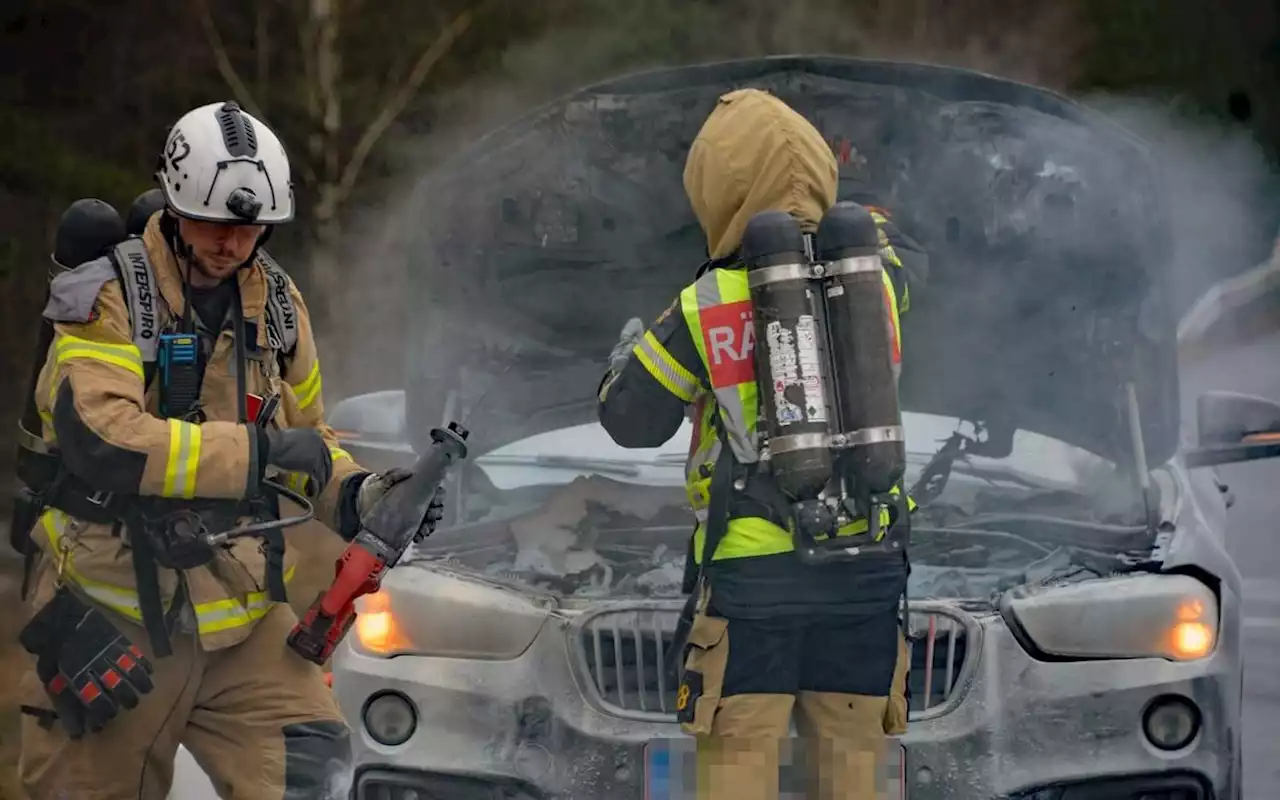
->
[[404, 56, 1180, 467]]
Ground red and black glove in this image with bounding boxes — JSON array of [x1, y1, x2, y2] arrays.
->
[[19, 586, 155, 739]]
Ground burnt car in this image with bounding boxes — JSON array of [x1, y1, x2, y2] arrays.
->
[[328, 56, 1280, 799]]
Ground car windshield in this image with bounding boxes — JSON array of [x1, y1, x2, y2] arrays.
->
[[410, 412, 1151, 601]]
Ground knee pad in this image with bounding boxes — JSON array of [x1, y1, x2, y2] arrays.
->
[[282, 720, 353, 799]]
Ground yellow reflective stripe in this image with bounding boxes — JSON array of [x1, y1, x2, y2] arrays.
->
[[42, 510, 150, 620], [162, 418, 201, 498], [41, 510, 294, 633], [193, 566, 298, 634], [598, 370, 620, 403], [633, 330, 698, 402], [870, 210, 908, 310], [285, 471, 308, 492], [291, 361, 323, 410], [329, 446, 353, 462], [695, 516, 791, 563], [680, 283, 707, 366], [54, 335, 144, 380], [880, 269, 903, 367]]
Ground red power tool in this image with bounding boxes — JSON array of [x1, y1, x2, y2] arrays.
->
[[287, 422, 469, 664]]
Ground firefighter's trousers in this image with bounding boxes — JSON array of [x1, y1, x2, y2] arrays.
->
[[678, 593, 909, 800], [18, 585, 350, 800]]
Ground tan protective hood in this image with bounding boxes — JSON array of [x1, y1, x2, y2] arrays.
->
[[683, 88, 839, 260]]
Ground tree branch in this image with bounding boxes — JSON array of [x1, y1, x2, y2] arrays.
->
[[255, 1, 271, 112], [196, 0, 266, 120], [332, 8, 476, 207]]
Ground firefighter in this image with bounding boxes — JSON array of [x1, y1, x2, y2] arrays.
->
[[16, 101, 412, 800], [598, 89, 926, 799]]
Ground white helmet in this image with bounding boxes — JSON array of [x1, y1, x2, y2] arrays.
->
[[155, 101, 294, 224]]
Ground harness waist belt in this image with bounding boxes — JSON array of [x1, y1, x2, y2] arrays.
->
[[25, 461, 288, 657]]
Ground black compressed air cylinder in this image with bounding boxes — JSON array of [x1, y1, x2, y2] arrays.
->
[[815, 202, 905, 495], [741, 210, 834, 502], [53, 198, 126, 272], [23, 200, 127, 436]]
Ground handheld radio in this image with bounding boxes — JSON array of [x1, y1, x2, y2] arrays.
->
[[157, 333, 201, 419]]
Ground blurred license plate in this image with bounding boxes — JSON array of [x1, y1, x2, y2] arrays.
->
[[643, 739, 906, 799]]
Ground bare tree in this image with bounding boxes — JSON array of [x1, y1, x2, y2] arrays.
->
[[196, 0, 475, 324]]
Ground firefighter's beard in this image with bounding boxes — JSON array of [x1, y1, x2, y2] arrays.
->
[[186, 249, 245, 286]]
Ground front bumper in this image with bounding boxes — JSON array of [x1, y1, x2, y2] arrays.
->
[[332, 599, 1241, 799]]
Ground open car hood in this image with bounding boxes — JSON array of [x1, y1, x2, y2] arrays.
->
[[404, 56, 1179, 467]]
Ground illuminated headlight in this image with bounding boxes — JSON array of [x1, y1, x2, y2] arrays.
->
[[363, 691, 417, 746], [1001, 573, 1218, 661], [350, 570, 551, 660]]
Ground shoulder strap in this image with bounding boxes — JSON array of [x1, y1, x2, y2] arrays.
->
[[109, 238, 163, 367], [256, 249, 299, 356]]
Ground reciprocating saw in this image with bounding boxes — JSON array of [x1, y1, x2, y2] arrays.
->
[[286, 422, 470, 664]]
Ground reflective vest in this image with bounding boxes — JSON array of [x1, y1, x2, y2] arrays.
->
[[678, 262, 907, 564]]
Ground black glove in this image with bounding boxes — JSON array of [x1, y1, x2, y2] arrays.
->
[[265, 428, 333, 496], [336, 469, 414, 541], [414, 485, 447, 543], [19, 587, 155, 739], [356, 468, 414, 520], [341, 471, 446, 544], [609, 317, 645, 373]]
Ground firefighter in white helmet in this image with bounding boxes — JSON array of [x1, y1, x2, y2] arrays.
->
[[15, 101, 416, 799]]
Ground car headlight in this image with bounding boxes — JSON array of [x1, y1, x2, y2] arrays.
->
[[351, 568, 553, 660], [1001, 573, 1218, 661]]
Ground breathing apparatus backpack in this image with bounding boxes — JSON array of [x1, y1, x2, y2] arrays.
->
[[666, 202, 915, 683], [12, 199, 126, 558], [739, 201, 911, 565]]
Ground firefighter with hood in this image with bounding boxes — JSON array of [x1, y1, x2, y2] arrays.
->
[[598, 89, 926, 797], [15, 101, 425, 799]]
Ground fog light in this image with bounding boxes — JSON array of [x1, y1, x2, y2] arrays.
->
[[1142, 695, 1201, 751], [363, 691, 417, 746]]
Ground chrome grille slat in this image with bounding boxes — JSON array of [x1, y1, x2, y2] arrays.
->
[[922, 614, 937, 711], [653, 614, 667, 714], [592, 625, 606, 696], [611, 615, 627, 709], [575, 603, 976, 723], [945, 617, 958, 692], [631, 615, 647, 712]]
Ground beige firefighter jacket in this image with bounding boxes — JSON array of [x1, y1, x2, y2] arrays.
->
[[30, 211, 365, 651]]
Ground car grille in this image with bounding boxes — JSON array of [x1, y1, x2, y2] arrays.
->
[[579, 606, 682, 718], [575, 602, 975, 721]]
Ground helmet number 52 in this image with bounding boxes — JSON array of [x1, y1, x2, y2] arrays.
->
[[166, 131, 191, 172]]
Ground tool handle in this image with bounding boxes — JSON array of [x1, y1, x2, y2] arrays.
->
[[286, 542, 387, 664]]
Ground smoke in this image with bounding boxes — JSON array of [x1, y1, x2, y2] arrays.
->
[[322, 0, 1098, 399], [1072, 94, 1279, 442], [324, 0, 1277, 442], [1081, 93, 1278, 315]]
